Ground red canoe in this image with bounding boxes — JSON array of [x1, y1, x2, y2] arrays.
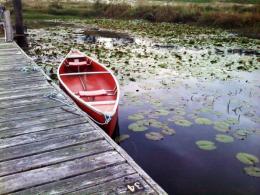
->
[[57, 49, 120, 136]]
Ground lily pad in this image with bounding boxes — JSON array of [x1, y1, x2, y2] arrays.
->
[[173, 108, 186, 116], [225, 117, 239, 125], [199, 107, 213, 113], [161, 126, 176, 136], [244, 166, 260, 177], [214, 121, 230, 132], [233, 129, 252, 140], [145, 132, 164, 141], [147, 119, 164, 128], [215, 134, 234, 143], [174, 119, 192, 127], [196, 140, 216, 150], [115, 134, 130, 143], [236, 153, 259, 165], [195, 117, 213, 125], [128, 113, 145, 121], [128, 121, 148, 132], [154, 109, 169, 116]]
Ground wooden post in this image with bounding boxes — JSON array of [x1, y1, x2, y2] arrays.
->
[[12, 0, 27, 47], [13, 0, 24, 36], [3, 10, 13, 42]]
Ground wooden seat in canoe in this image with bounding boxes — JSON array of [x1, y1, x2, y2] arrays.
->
[[88, 100, 116, 106], [78, 90, 107, 97], [68, 61, 87, 66]]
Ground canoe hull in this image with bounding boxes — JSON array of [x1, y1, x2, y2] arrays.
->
[[58, 51, 119, 136]]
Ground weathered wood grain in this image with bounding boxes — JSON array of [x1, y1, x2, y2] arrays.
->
[[0, 151, 124, 194], [0, 122, 93, 148], [0, 87, 52, 100], [0, 130, 102, 162], [69, 173, 156, 195], [0, 140, 113, 177], [0, 100, 64, 114], [0, 111, 82, 131], [0, 117, 88, 139], [0, 106, 69, 123], [11, 163, 136, 195]]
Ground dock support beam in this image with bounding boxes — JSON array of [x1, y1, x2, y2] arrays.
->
[[3, 10, 13, 42], [12, 0, 27, 47]]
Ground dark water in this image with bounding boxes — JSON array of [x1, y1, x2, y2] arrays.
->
[[117, 73, 260, 195], [27, 25, 260, 195]]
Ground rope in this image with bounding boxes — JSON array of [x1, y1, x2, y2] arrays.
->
[[21, 62, 40, 73], [44, 91, 112, 125]]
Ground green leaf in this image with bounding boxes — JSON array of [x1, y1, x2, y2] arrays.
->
[[154, 109, 169, 116], [214, 121, 230, 132], [196, 140, 216, 151], [115, 134, 130, 143], [236, 153, 259, 165], [145, 132, 164, 141], [174, 119, 192, 127], [195, 117, 213, 125], [128, 121, 148, 132], [128, 113, 145, 121], [244, 166, 260, 177], [233, 129, 252, 140], [161, 126, 176, 136], [215, 134, 234, 143]]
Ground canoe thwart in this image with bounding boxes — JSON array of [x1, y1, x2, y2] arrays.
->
[[60, 71, 110, 76], [78, 90, 107, 97], [88, 100, 117, 106]]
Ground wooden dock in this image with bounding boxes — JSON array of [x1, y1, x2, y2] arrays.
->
[[0, 40, 166, 194]]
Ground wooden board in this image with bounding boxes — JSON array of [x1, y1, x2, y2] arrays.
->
[[0, 40, 167, 195]]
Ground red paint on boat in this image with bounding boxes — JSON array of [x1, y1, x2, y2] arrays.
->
[[57, 49, 120, 136]]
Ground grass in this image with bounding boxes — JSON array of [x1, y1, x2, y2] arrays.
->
[[3, 0, 259, 38], [153, 0, 259, 3]]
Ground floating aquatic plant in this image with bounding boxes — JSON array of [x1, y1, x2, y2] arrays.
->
[[145, 132, 164, 141], [161, 126, 176, 136], [115, 134, 130, 143], [173, 108, 186, 116], [233, 129, 252, 140], [236, 153, 259, 165], [196, 140, 216, 150], [154, 109, 170, 116], [244, 166, 260, 177], [215, 134, 234, 143], [147, 119, 164, 128], [174, 119, 192, 127], [214, 121, 230, 132], [195, 117, 213, 125], [128, 121, 148, 132], [225, 117, 239, 125], [128, 113, 145, 121]]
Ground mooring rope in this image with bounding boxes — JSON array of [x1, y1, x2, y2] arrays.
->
[[44, 91, 112, 125]]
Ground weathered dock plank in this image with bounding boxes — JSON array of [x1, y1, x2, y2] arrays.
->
[[0, 40, 167, 195]]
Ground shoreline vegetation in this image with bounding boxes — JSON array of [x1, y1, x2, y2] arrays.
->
[[2, 0, 260, 38]]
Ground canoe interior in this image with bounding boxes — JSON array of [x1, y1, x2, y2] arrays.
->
[[59, 56, 117, 114]]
